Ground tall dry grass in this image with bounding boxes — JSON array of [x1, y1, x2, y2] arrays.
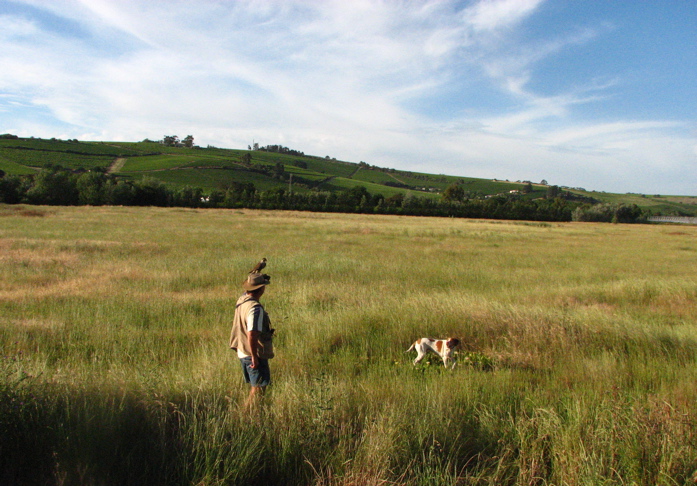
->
[[1, 204, 697, 484]]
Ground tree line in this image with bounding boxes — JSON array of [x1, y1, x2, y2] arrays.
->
[[252, 144, 306, 157], [0, 166, 648, 223]]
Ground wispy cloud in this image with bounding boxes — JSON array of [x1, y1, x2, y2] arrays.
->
[[464, 0, 543, 31], [0, 0, 694, 194]]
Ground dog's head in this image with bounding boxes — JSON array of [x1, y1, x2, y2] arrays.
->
[[446, 338, 460, 349]]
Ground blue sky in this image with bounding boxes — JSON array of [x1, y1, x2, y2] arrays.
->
[[1, 0, 695, 195]]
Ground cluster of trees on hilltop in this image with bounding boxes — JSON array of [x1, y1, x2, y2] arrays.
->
[[160, 135, 195, 148], [253, 144, 305, 157], [0, 166, 648, 223]]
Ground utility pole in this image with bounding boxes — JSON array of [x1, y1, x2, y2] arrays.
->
[[288, 173, 293, 194]]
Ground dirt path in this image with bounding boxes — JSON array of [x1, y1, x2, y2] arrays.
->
[[107, 157, 126, 174], [385, 172, 408, 185], [351, 166, 409, 186]]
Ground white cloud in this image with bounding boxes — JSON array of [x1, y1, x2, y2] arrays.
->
[[0, 0, 695, 195], [0, 14, 39, 38], [463, 0, 543, 32]]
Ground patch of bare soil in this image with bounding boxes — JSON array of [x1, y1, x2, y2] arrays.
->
[[107, 157, 126, 174]]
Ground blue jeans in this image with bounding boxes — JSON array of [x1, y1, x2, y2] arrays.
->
[[239, 356, 271, 387]]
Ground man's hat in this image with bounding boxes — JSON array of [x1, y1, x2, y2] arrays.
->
[[243, 273, 270, 291]]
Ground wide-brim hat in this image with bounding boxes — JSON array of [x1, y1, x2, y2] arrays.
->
[[243, 273, 271, 291]]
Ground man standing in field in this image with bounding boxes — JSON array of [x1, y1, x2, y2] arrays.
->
[[229, 272, 273, 410]]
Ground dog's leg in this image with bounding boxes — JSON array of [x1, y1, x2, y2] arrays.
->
[[413, 346, 426, 365]]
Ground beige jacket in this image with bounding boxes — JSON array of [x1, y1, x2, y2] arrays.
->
[[229, 293, 265, 357]]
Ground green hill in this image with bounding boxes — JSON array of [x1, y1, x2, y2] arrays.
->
[[1, 135, 695, 215], [566, 189, 697, 217]]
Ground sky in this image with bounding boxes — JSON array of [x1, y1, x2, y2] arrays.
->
[[1, 0, 695, 195]]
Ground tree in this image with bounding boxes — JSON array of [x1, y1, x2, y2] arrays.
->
[[273, 163, 285, 180], [163, 135, 179, 147], [385, 193, 404, 208], [0, 173, 23, 204], [442, 183, 465, 202], [25, 167, 79, 205], [614, 204, 644, 223], [546, 185, 560, 198], [205, 190, 225, 207], [571, 203, 645, 223], [173, 185, 202, 207], [401, 193, 418, 211], [182, 135, 194, 148], [103, 180, 136, 206], [347, 186, 369, 208], [133, 177, 169, 206], [76, 171, 107, 205]]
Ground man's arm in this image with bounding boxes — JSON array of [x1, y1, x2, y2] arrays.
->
[[248, 330, 260, 368]]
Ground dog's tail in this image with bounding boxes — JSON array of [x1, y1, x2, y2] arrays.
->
[[406, 342, 416, 353]]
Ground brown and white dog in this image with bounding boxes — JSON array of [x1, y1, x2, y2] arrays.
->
[[407, 337, 461, 369]]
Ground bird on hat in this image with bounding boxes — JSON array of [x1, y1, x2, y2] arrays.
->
[[249, 258, 267, 274]]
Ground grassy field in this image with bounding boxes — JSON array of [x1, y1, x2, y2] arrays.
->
[[0, 147, 114, 171], [1, 205, 697, 485], [119, 154, 239, 172]]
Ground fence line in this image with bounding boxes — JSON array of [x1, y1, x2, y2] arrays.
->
[[648, 216, 697, 225]]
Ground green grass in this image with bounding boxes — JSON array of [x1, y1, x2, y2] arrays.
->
[[351, 168, 460, 192], [351, 167, 404, 185], [284, 165, 332, 182], [315, 175, 435, 198], [120, 154, 242, 172], [0, 147, 114, 170], [1, 205, 697, 484], [0, 139, 144, 156], [123, 167, 286, 192], [0, 157, 38, 175], [252, 152, 358, 178], [570, 190, 697, 216], [347, 168, 539, 198]]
